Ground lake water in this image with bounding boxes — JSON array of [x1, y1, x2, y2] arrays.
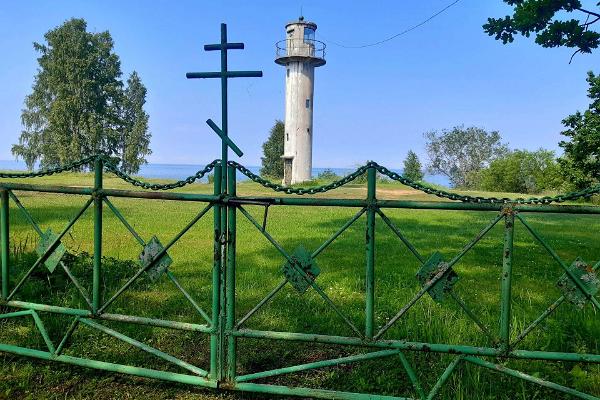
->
[[0, 159, 450, 187]]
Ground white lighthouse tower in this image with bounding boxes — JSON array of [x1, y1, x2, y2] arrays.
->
[[275, 16, 326, 185]]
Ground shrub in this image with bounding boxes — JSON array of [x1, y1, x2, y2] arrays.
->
[[317, 169, 340, 182], [472, 149, 564, 194]]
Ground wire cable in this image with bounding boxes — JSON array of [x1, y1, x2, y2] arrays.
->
[[321, 0, 462, 49]]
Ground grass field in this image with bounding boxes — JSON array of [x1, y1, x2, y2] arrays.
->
[[0, 171, 599, 399]]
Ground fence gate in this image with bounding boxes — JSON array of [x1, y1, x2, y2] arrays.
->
[[1, 24, 600, 399]]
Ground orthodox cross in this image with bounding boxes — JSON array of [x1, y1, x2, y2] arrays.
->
[[186, 23, 262, 191]]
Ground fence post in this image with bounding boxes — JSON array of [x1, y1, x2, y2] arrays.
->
[[93, 157, 103, 314], [1, 189, 9, 300], [365, 166, 376, 338], [226, 165, 237, 381], [210, 166, 223, 380], [500, 207, 515, 352]]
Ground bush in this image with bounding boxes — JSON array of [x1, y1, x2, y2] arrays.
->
[[317, 169, 340, 182], [471, 149, 564, 194]]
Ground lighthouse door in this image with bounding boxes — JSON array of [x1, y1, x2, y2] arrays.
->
[[284, 158, 293, 186]]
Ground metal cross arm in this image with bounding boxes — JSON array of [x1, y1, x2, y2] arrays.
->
[[206, 119, 243, 157], [186, 71, 262, 79], [204, 42, 244, 51]]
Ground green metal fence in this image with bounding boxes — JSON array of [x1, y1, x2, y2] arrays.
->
[[1, 24, 600, 399]]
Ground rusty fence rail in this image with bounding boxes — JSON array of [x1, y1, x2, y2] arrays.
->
[[0, 156, 598, 399]]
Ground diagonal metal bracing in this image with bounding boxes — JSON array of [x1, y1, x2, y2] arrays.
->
[[425, 355, 463, 400], [238, 206, 364, 338], [448, 213, 504, 267], [233, 382, 412, 400], [7, 198, 93, 302], [236, 208, 366, 329], [376, 209, 425, 264], [235, 278, 287, 329], [236, 349, 400, 383], [374, 213, 503, 340], [0, 341, 215, 386], [517, 214, 600, 309], [6, 299, 211, 332], [55, 317, 80, 356], [397, 351, 426, 399], [104, 197, 213, 325], [99, 202, 213, 314], [103, 197, 145, 246], [8, 191, 43, 236], [0, 309, 77, 357], [377, 209, 496, 343], [464, 356, 598, 400], [0, 309, 32, 319], [311, 208, 366, 258], [166, 271, 212, 325], [60, 263, 93, 309], [448, 291, 496, 343], [373, 262, 455, 341], [10, 191, 94, 309], [30, 309, 55, 353], [238, 206, 291, 261], [0, 309, 56, 354], [511, 259, 600, 348], [79, 318, 209, 377]]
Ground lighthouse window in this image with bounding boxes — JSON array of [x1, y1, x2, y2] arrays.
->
[[304, 27, 315, 43], [287, 68, 289, 77], [305, 98, 310, 108], [286, 133, 289, 141]]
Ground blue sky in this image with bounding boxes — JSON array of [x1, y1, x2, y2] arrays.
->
[[0, 1, 599, 168]]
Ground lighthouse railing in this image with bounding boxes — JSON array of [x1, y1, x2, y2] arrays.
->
[[276, 39, 326, 60]]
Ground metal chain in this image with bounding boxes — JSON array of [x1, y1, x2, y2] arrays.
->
[[0, 155, 220, 191], [0, 156, 97, 179], [102, 157, 220, 190], [229, 161, 600, 205], [2, 155, 598, 202], [228, 161, 370, 195]]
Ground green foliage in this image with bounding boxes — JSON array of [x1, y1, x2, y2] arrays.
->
[[402, 150, 424, 181], [424, 125, 509, 188], [484, 1, 600, 57], [471, 149, 564, 194], [559, 71, 600, 188], [260, 120, 284, 178], [120, 72, 151, 174], [11, 18, 151, 173], [317, 168, 341, 181]]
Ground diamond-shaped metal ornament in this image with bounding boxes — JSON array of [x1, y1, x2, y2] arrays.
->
[[416, 252, 458, 303], [35, 229, 67, 273], [140, 236, 172, 282], [557, 258, 599, 309], [282, 245, 320, 294]]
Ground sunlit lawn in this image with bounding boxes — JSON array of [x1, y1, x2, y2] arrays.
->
[[0, 171, 599, 399]]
